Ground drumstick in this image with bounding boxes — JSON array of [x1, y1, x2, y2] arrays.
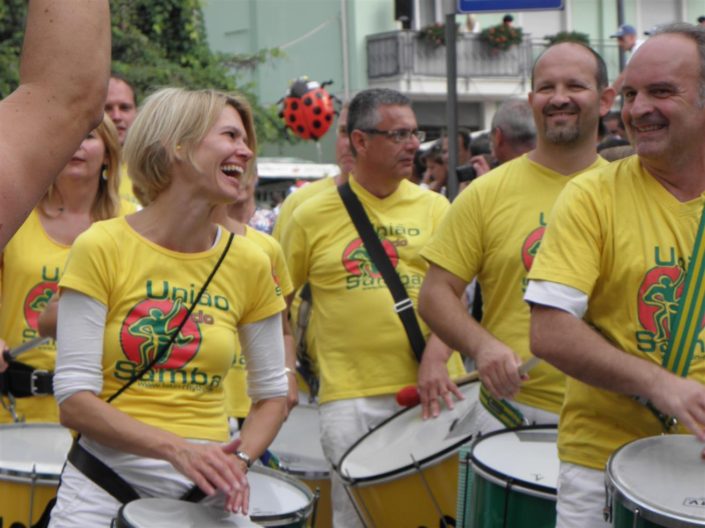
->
[[395, 356, 541, 407], [1, 336, 51, 364]]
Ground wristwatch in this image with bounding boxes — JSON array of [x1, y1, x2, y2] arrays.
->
[[234, 449, 253, 468]]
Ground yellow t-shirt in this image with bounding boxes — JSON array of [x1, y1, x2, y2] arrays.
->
[[272, 176, 337, 389], [224, 226, 293, 418], [0, 210, 65, 422], [422, 154, 607, 414], [282, 176, 465, 403], [60, 217, 285, 442], [119, 163, 141, 208], [0, 202, 136, 423], [528, 155, 705, 469], [272, 177, 337, 241]]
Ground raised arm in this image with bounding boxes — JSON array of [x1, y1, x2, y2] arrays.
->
[[0, 0, 110, 248]]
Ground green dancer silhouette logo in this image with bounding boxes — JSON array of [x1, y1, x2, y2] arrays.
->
[[120, 298, 202, 370]]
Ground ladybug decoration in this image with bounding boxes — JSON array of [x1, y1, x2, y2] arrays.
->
[[279, 78, 336, 141]]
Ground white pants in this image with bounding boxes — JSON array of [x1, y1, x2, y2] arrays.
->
[[49, 438, 228, 527], [556, 462, 610, 528], [472, 396, 559, 434], [319, 395, 400, 528]]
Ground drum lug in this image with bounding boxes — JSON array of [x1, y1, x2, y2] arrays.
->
[[2, 393, 23, 423], [603, 480, 612, 522], [311, 486, 320, 527]]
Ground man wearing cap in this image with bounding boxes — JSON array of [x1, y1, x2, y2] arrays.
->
[[611, 24, 645, 91]]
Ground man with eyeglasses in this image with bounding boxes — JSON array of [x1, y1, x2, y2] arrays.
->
[[418, 42, 615, 434], [281, 88, 466, 527]]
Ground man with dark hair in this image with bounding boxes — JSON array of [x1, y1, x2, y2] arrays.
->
[[0, 1, 110, 250], [281, 88, 466, 526], [698, 15, 705, 26], [419, 42, 614, 433], [527, 24, 705, 527]]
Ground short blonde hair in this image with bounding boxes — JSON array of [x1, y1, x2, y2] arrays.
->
[[124, 88, 257, 205], [41, 113, 121, 221]]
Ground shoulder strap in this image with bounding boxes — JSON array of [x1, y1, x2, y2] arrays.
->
[[663, 203, 705, 377], [337, 182, 425, 362], [637, 203, 705, 432]]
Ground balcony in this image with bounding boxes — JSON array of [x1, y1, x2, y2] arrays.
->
[[366, 31, 537, 100], [366, 31, 622, 104]]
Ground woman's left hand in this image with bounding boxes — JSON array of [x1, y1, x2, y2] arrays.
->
[[221, 437, 250, 514]]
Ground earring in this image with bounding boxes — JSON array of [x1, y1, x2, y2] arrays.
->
[[101, 165, 108, 181]]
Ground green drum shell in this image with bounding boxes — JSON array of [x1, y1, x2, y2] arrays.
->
[[467, 425, 557, 528], [612, 499, 666, 528]]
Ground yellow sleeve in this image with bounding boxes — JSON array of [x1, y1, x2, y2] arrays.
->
[[59, 224, 114, 304], [528, 179, 604, 294], [422, 183, 484, 283]]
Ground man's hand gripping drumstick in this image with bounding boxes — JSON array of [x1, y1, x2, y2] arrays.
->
[[399, 357, 541, 419]]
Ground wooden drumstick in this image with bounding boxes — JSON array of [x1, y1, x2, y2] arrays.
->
[[395, 356, 541, 407]]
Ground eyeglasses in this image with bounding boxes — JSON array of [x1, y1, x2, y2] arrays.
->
[[359, 128, 426, 143]]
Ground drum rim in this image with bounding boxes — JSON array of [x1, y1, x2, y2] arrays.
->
[[467, 424, 558, 500], [248, 465, 315, 523], [0, 468, 62, 484], [275, 463, 330, 480], [115, 498, 255, 527], [338, 380, 480, 485], [606, 436, 705, 528], [0, 422, 69, 481]]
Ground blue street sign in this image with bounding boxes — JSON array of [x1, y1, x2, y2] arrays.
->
[[458, 0, 564, 12]]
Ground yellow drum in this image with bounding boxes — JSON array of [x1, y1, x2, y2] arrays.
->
[[339, 381, 480, 527], [0, 423, 72, 528], [269, 404, 331, 528]]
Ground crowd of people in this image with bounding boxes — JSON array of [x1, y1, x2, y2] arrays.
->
[[0, 3, 704, 528]]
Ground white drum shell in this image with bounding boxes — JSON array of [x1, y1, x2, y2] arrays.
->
[[0, 423, 72, 485]]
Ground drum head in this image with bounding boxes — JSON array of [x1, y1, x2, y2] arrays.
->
[[0, 423, 72, 482], [248, 466, 313, 523], [339, 381, 480, 483], [269, 405, 328, 477], [117, 498, 260, 527], [607, 435, 705, 527], [469, 426, 558, 499]]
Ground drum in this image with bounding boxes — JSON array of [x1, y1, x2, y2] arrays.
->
[[115, 498, 262, 527], [606, 434, 705, 528], [269, 404, 332, 528], [338, 381, 481, 527], [249, 465, 315, 527], [464, 425, 558, 528], [0, 423, 72, 528]]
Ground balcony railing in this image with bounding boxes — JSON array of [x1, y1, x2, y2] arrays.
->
[[367, 31, 623, 84], [367, 31, 534, 80]]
